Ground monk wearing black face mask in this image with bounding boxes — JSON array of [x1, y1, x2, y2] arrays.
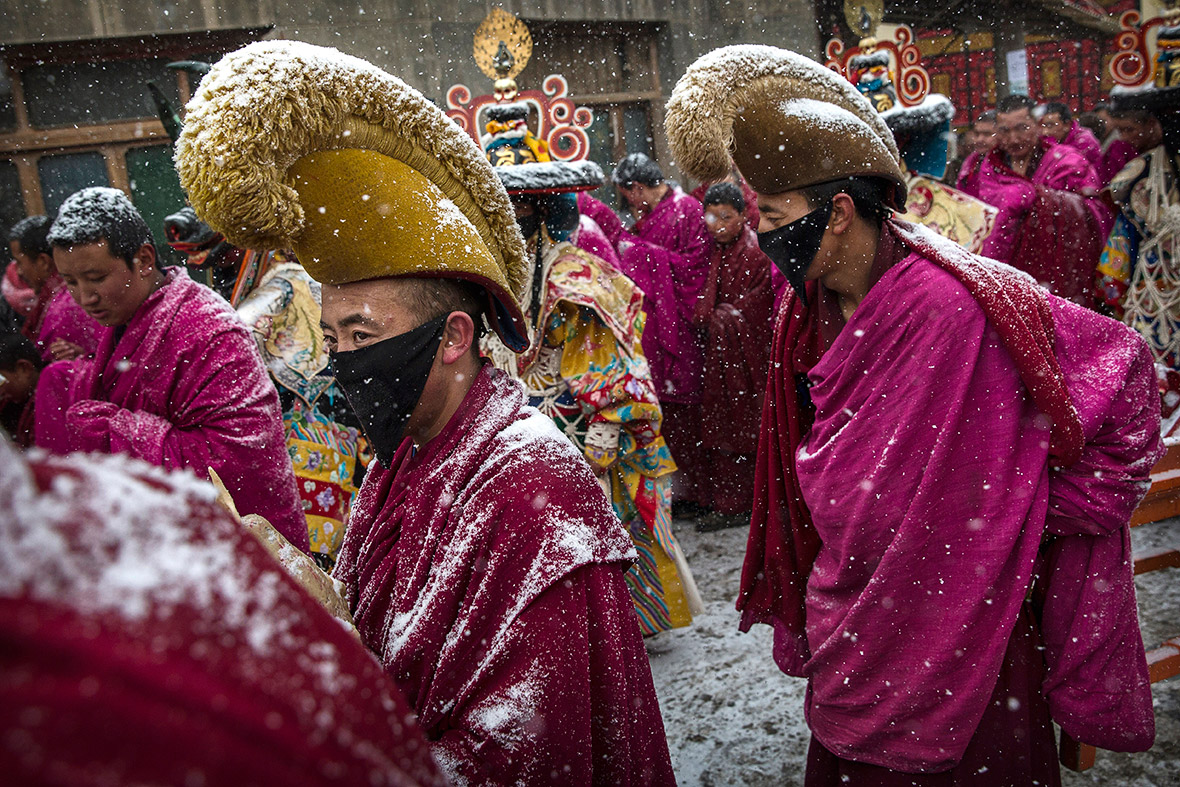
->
[[177, 40, 675, 787], [668, 44, 1162, 787]]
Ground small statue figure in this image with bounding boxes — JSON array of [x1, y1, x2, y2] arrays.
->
[[849, 42, 898, 112]]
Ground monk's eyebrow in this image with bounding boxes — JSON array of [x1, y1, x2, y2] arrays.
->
[[327, 313, 383, 331]]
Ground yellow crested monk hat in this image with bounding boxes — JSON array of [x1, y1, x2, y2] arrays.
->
[[665, 44, 907, 207], [175, 40, 530, 351]]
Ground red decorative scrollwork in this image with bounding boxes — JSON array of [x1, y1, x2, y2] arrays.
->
[[825, 37, 846, 69], [444, 72, 593, 162], [1110, 10, 1166, 88]]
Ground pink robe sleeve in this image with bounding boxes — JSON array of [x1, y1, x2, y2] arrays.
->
[[965, 164, 1036, 263], [61, 331, 310, 552], [33, 358, 91, 455], [574, 215, 623, 271], [1035, 146, 1112, 238], [1037, 301, 1162, 752], [577, 193, 625, 247], [430, 563, 676, 787]]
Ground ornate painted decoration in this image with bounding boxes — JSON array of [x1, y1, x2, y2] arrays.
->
[[826, 24, 932, 109], [447, 74, 593, 162], [446, 10, 593, 161], [1110, 7, 1180, 89]]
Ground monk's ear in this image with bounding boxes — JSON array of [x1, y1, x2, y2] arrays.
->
[[830, 193, 857, 235], [133, 243, 157, 276], [440, 311, 476, 365]]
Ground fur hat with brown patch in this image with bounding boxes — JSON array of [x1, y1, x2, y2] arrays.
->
[[175, 40, 529, 351], [665, 44, 907, 206]]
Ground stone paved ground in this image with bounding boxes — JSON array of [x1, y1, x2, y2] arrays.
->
[[648, 516, 1180, 787]]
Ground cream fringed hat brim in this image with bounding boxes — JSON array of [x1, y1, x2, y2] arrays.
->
[[665, 45, 907, 205], [175, 40, 530, 350]]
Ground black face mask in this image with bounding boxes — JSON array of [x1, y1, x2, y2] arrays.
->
[[329, 315, 448, 467], [758, 201, 833, 307]]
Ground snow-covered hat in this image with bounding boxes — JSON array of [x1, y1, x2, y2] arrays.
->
[[175, 40, 530, 351], [880, 94, 955, 180], [665, 45, 907, 206]]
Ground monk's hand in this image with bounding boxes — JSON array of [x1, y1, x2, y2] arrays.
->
[[67, 400, 120, 451], [49, 339, 85, 361], [239, 512, 359, 636], [208, 467, 358, 637]]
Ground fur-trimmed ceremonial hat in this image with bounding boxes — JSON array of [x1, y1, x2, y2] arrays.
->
[[665, 44, 907, 206], [175, 40, 530, 351]]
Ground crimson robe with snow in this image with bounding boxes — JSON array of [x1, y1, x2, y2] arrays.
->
[[692, 226, 775, 514], [33, 267, 308, 552], [1056, 121, 1103, 174], [958, 142, 1112, 303], [0, 438, 444, 787], [740, 219, 1160, 773], [334, 365, 675, 787], [616, 187, 711, 405]]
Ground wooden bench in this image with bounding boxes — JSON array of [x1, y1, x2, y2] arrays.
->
[[1060, 436, 1180, 771]]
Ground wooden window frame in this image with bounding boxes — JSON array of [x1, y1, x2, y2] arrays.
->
[[0, 27, 268, 218]]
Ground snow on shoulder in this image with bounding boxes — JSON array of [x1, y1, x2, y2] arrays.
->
[[0, 442, 294, 654]]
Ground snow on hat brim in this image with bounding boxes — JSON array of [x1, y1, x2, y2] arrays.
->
[[494, 160, 604, 195], [881, 94, 955, 139], [666, 44, 907, 205], [175, 40, 529, 351], [1111, 84, 1180, 114]]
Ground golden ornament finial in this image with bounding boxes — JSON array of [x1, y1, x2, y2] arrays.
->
[[843, 0, 883, 39], [474, 9, 532, 100]]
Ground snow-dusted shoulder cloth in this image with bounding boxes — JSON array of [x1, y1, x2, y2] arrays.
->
[[664, 44, 907, 204], [175, 40, 530, 351]]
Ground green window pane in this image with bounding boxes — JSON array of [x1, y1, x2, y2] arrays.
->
[[0, 160, 26, 245], [126, 144, 186, 267], [0, 63, 17, 133], [623, 105, 653, 157], [38, 152, 109, 217], [585, 104, 618, 209], [24, 59, 181, 129]]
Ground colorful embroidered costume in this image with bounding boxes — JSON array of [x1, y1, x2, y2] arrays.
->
[[488, 239, 699, 634], [900, 174, 996, 254], [1099, 146, 1180, 368], [232, 250, 366, 566], [477, 99, 700, 635]]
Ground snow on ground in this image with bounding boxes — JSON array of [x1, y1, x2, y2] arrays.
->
[[649, 516, 1180, 787]]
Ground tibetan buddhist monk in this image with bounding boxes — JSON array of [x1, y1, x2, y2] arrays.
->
[[176, 40, 675, 787], [34, 187, 307, 551], [668, 44, 1163, 786]]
